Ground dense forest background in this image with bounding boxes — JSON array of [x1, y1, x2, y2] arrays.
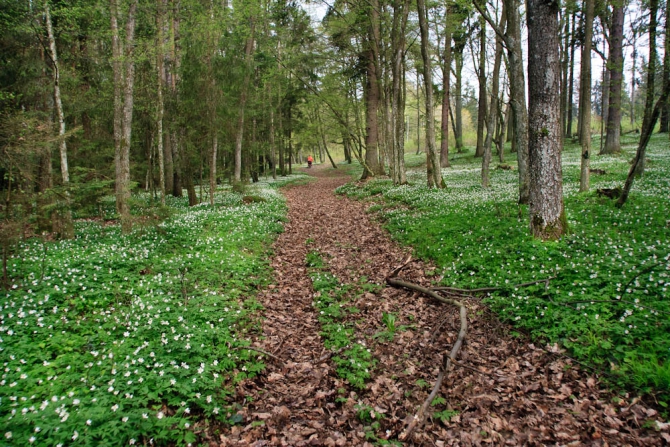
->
[[2, 0, 668, 240]]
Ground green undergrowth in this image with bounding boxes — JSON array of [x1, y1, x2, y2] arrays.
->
[[0, 175, 305, 446], [305, 250, 375, 390], [337, 134, 670, 407]]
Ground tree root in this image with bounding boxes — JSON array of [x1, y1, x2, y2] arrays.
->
[[385, 258, 468, 441]]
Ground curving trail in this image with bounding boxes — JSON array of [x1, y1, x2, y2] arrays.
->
[[219, 164, 664, 446]]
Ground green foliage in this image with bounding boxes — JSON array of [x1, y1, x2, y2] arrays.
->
[[306, 251, 375, 390], [339, 134, 670, 402], [0, 184, 291, 445]]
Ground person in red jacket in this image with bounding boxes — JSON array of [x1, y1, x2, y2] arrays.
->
[[307, 155, 313, 168]]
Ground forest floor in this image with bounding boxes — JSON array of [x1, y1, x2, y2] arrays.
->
[[219, 164, 665, 446]]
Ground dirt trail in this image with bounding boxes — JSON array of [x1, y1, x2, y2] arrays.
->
[[220, 165, 664, 446]]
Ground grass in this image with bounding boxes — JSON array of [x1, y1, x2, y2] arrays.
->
[[0, 174, 306, 446], [337, 133, 670, 408]]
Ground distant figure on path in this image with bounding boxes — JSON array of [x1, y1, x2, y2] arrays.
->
[[307, 155, 313, 168]]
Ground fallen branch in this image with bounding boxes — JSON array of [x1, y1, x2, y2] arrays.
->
[[432, 276, 555, 295], [386, 254, 413, 279], [386, 270, 467, 441]]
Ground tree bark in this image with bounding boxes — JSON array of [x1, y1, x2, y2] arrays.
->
[[417, 0, 443, 188], [566, 10, 576, 138], [390, 0, 410, 183], [234, 17, 256, 183], [579, 0, 594, 192], [634, 0, 658, 175], [660, 0, 670, 132], [453, 41, 465, 152], [156, 0, 166, 205], [45, 0, 73, 238], [475, 15, 487, 158], [602, 2, 624, 154], [361, 0, 385, 179], [483, 4, 506, 188], [527, 0, 566, 240], [111, 0, 138, 233], [440, 5, 452, 168]]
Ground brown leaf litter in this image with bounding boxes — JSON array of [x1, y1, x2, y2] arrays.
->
[[216, 164, 666, 446]]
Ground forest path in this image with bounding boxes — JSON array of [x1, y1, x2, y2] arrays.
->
[[219, 164, 662, 446]]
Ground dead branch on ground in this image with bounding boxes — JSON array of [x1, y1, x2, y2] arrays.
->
[[432, 276, 555, 295], [386, 260, 468, 441]]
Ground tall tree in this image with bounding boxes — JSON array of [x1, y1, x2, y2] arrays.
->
[[617, 0, 670, 207], [475, 0, 530, 203], [439, 3, 452, 168], [527, 0, 566, 239], [44, 0, 73, 238], [482, 1, 506, 188], [111, 0, 138, 233], [474, 15, 487, 158], [601, 0, 624, 154], [417, 0, 444, 188], [579, 0, 594, 191]]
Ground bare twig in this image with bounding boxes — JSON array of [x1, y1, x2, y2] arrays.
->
[[432, 276, 555, 294], [386, 275, 467, 441], [386, 254, 413, 279]]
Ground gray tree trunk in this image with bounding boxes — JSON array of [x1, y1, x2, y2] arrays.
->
[[417, 0, 443, 188], [579, 0, 594, 192], [527, 0, 566, 240], [602, 3, 624, 154]]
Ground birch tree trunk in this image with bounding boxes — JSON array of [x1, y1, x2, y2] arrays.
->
[[417, 0, 443, 188], [579, 0, 594, 192], [45, 0, 73, 238], [527, 0, 566, 240]]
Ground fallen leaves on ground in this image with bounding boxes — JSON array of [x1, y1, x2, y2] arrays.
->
[[218, 165, 666, 446]]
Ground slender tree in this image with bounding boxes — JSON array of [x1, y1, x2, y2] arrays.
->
[[579, 0, 594, 192], [601, 0, 624, 154]]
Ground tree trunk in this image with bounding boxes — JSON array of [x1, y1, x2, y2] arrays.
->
[[602, 3, 624, 154], [390, 0, 410, 183], [156, 0, 166, 205], [362, 0, 385, 179], [506, 0, 530, 203], [579, 0, 594, 192], [440, 6, 452, 168], [417, 0, 443, 188], [634, 0, 658, 175], [234, 18, 255, 183], [45, 0, 73, 238], [527, 0, 566, 240], [475, 15, 487, 158], [453, 47, 465, 152], [566, 11, 576, 138], [483, 4, 506, 188], [111, 0, 138, 233], [660, 0, 670, 132], [616, 0, 670, 207]]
